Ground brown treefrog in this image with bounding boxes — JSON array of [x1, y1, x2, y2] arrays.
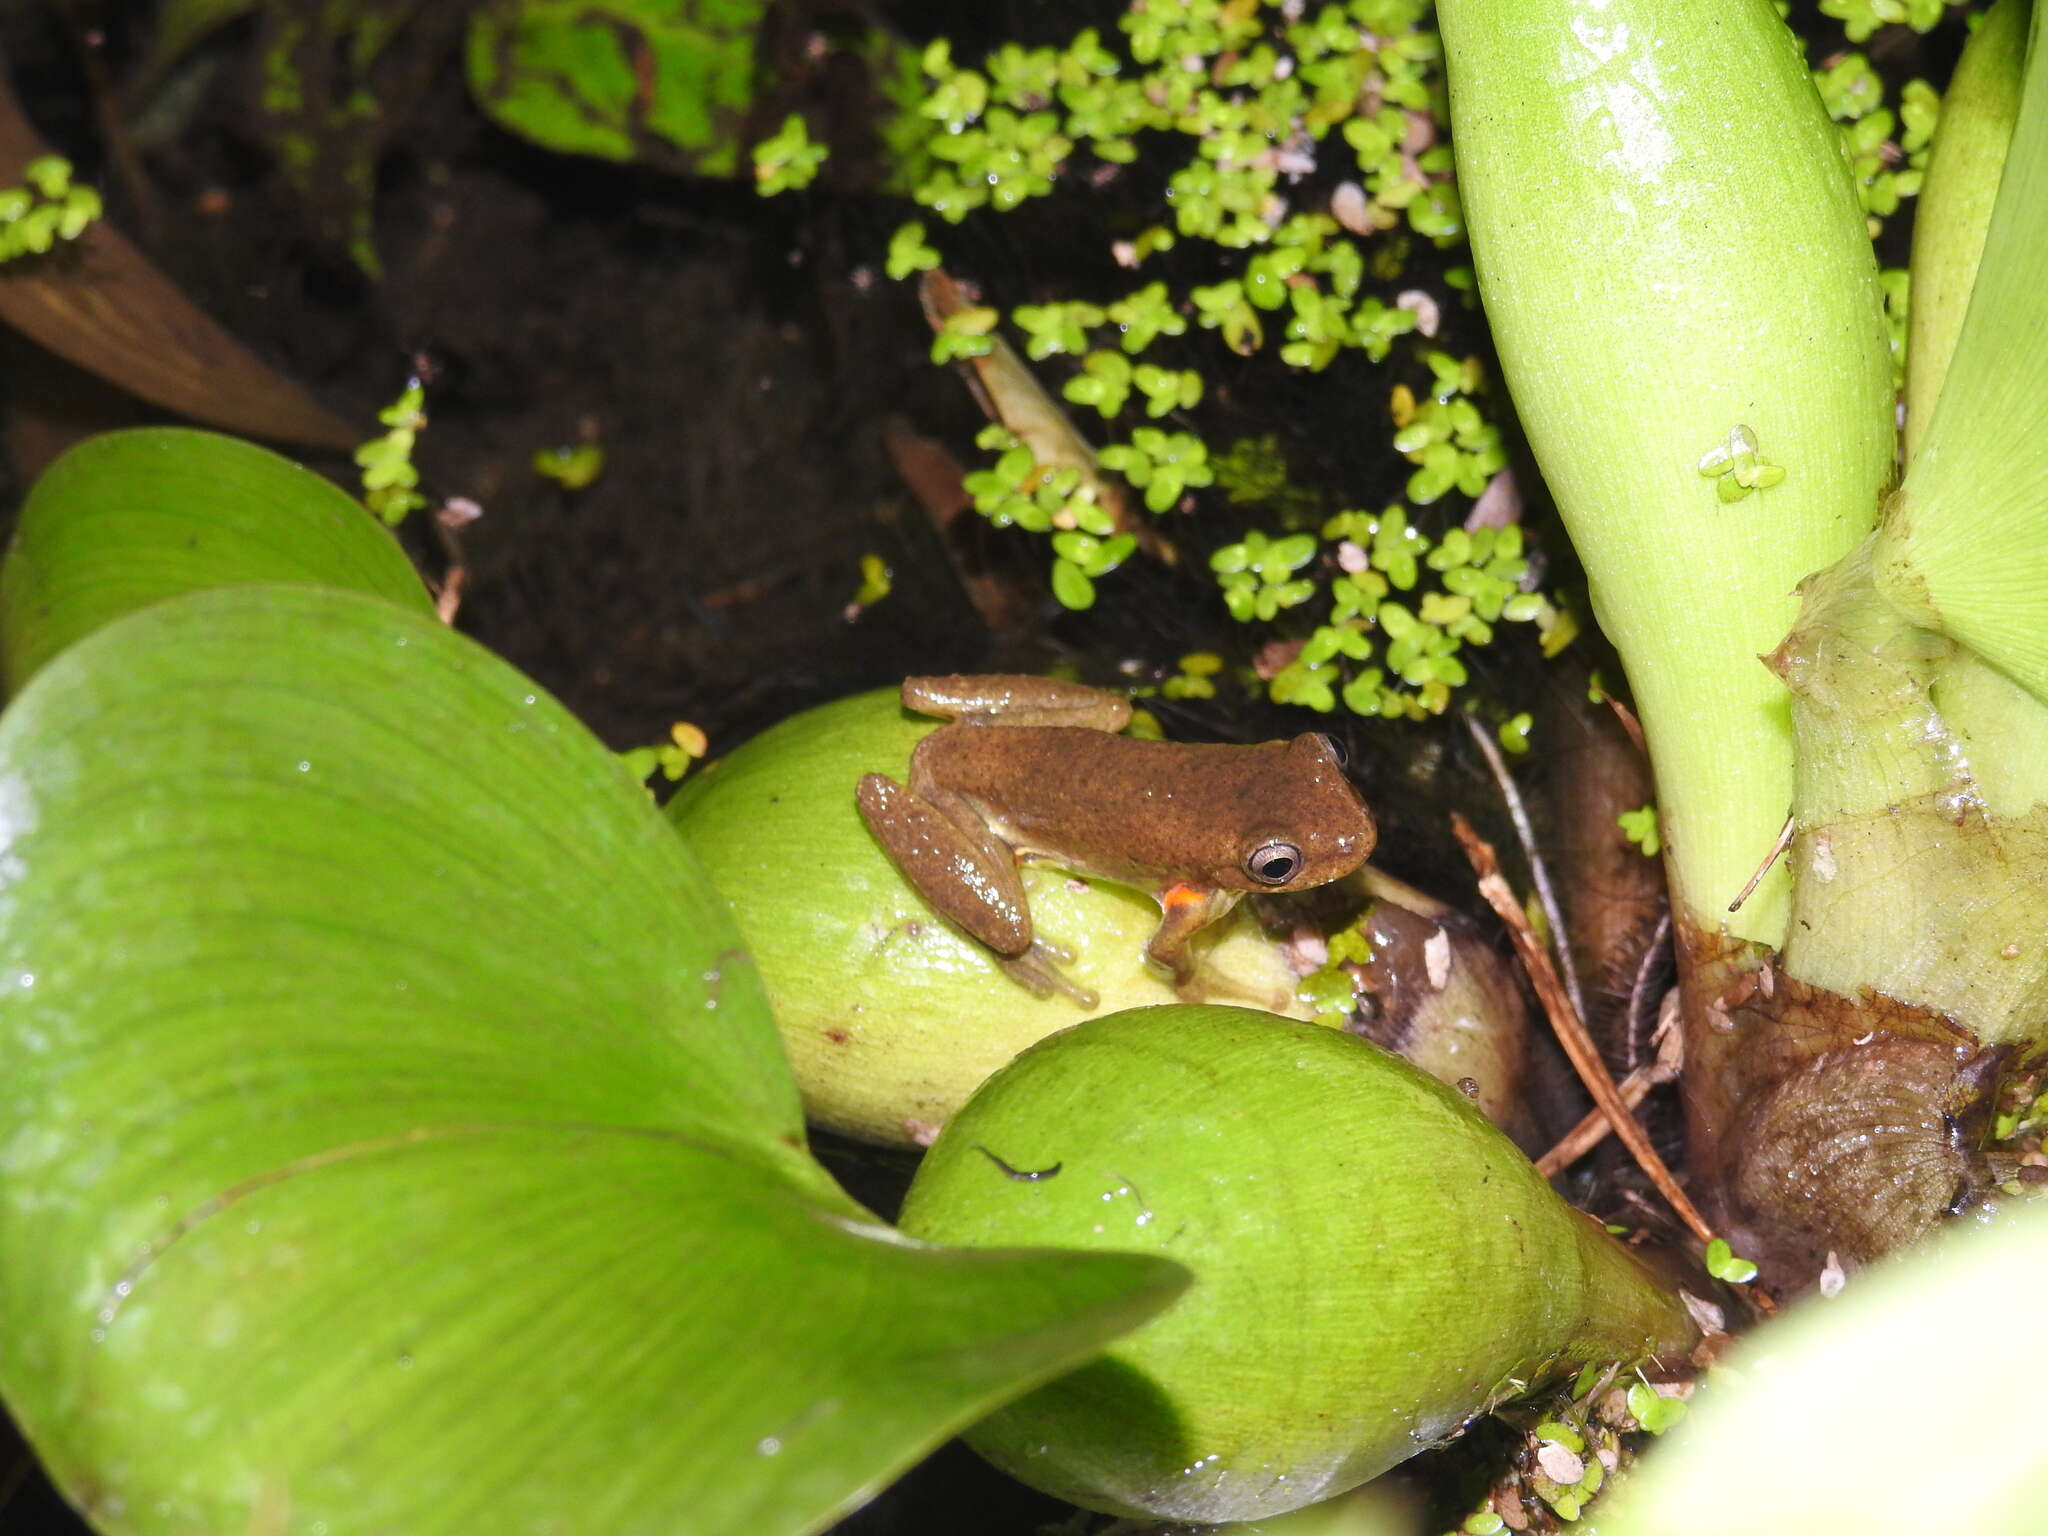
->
[[856, 674, 1376, 1006]]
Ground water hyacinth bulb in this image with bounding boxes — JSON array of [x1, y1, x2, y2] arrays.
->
[[899, 1005, 1695, 1523]]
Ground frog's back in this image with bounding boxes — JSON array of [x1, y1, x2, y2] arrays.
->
[[914, 725, 1372, 891]]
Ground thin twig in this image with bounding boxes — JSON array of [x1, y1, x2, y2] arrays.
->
[[431, 497, 480, 626], [1537, 991, 1681, 1176], [1461, 713, 1588, 1029], [1535, 1063, 1669, 1176], [1586, 677, 1647, 756], [1452, 813, 1715, 1245], [1728, 815, 1795, 913]]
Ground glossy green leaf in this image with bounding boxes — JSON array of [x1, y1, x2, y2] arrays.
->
[[465, 0, 766, 174], [0, 428, 433, 693], [0, 584, 1186, 1535]]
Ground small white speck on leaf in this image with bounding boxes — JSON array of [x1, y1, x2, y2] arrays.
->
[[1819, 1251, 1847, 1297]]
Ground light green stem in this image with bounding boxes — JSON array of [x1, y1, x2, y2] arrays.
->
[[1904, 0, 2027, 465], [1437, 0, 1896, 946]]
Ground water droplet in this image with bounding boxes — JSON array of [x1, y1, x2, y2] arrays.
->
[[756, 1436, 783, 1456], [296, 761, 312, 774]]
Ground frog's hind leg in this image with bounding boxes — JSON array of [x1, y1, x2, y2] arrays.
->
[[857, 773, 1100, 1009]]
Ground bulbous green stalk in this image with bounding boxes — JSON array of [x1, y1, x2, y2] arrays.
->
[[1754, 0, 2048, 1140], [1876, 0, 2048, 706], [900, 1007, 1695, 1525], [1437, 0, 1896, 947], [1770, 540, 2047, 1041]]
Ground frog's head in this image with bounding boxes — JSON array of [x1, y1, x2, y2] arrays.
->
[[1229, 733, 1376, 893]]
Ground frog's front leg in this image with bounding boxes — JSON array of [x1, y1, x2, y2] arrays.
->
[[1145, 884, 1246, 997], [856, 771, 1099, 1008], [902, 674, 1132, 732]]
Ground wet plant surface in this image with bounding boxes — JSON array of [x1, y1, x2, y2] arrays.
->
[[0, 1, 1995, 1532]]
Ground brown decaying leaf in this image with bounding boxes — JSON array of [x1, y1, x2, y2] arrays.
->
[[918, 267, 1173, 563], [0, 69, 356, 451]]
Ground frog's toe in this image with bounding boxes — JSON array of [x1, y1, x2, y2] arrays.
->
[[1034, 935, 1076, 966], [1000, 944, 1098, 1011]]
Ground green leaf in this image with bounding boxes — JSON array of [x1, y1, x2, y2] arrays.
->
[[1875, 0, 2048, 702], [1051, 555, 1096, 608], [0, 428, 433, 693], [1704, 1236, 1758, 1283], [0, 585, 1185, 1534]]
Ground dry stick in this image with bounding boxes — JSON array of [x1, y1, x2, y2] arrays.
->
[[1461, 714, 1589, 1029], [1535, 1063, 1670, 1176], [1728, 815, 1796, 913], [1452, 813, 1715, 1245], [1587, 678, 1648, 756], [1537, 991, 1681, 1177], [53, 0, 163, 241], [431, 500, 480, 626]]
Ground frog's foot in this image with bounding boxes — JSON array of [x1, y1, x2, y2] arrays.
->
[[998, 939, 1098, 1010]]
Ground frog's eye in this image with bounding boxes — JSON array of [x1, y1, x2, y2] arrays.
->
[[1244, 840, 1303, 886]]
